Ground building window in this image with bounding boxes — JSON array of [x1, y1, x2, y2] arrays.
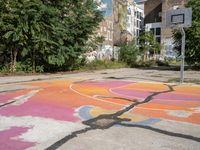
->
[[156, 37, 161, 43], [156, 28, 161, 35], [104, 27, 106, 32], [107, 31, 110, 41], [150, 28, 154, 34], [140, 12, 143, 20], [137, 29, 139, 36], [105, 33, 108, 40], [137, 11, 139, 19], [109, 31, 112, 41], [110, 22, 113, 29]]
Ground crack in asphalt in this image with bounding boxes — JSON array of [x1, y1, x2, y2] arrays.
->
[[0, 100, 16, 108], [118, 123, 200, 142], [45, 84, 185, 150], [0, 90, 40, 108], [95, 95, 138, 102]]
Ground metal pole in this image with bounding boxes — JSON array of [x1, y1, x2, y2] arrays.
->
[[112, 0, 115, 61], [180, 27, 186, 83]]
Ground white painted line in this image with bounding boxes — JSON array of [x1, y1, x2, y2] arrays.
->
[[69, 84, 124, 106]]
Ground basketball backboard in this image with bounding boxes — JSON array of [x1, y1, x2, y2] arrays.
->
[[165, 7, 192, 29]]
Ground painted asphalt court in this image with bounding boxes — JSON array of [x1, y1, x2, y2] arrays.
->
[[0, 79, 200, 149]]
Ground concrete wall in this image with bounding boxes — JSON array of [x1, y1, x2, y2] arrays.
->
[[144, 0, 162, 24]]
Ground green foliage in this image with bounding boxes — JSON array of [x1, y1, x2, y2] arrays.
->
[[15, 60, 33, 72], [139, 31, 161, 61], [119, 43, 139, 67], [0, 0, 103, 73], [81, 60, 127, 70], [135, 60, 156, 67], [0, 64, 10, 73], [156, 60, 170, 67], [173, 0, 200, 67], [85, 35, 105, 51]]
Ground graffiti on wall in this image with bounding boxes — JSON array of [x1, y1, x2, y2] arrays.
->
[[85, 45, 120, 62]]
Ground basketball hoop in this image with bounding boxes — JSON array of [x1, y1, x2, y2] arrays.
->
[[164, 7, 192, 83], [165, 7, 192, 29]]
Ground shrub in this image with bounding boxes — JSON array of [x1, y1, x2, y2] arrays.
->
[[119, 43, 139, 67], [81, 60, 127, 70], [135, 60, 156, 67], [156, 60, 170, 66]]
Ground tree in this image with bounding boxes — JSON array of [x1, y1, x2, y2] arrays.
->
[[173, 0, 200, 68], [0, 0, 29, 72], [119, 42, 139, 67], [85, 35, 105, 52], [139, 31, 160, 61], [0, 0, 103, 72]]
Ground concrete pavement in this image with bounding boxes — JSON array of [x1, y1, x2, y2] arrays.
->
[[0, 69, 200, 150]]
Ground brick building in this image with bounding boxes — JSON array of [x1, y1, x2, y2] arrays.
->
[[95, 0, 144, 60]]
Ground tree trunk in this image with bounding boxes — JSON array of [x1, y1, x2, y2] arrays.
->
[[12, 49, 18, 72], [32, 48, 36, 73], [10, 48, 13, 72], [144, 51, 147, 62]]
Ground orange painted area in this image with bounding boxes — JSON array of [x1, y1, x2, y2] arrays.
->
[[139, 103, 193, 111], [174, 85, 200, 95], [28, 80, 200, 124], [123, 82, 169, 92], [29, 81, 122, 111], [2, 80, 200, 125], [132, 107, 200, 124], [72, 84, 111, 96]]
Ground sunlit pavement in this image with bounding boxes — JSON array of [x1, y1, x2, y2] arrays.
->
[[0, 79, 200, 150]]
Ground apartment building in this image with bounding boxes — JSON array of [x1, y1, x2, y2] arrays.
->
[[127, 0, 144, 42], [144, 0, 188, 55], [97, 0, 144, 46], [90, 0, 144, 60], [96, 0, 113, 47]]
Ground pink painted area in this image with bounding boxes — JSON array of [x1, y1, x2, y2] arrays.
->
[[155, 92, 200, 101], [0, 90, 32, 104], [112, 89, 150, 99], [0, 95, 16, 104], [0, 101, 79, 122], [80, 80, 134, 88], [0, 127, 35, 150], [112, 89, 200, 101]]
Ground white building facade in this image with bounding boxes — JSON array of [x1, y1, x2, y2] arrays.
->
[[127, 0, 144, 44]]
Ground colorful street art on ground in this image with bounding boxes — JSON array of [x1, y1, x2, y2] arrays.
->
[[0, 80, 200, 149]]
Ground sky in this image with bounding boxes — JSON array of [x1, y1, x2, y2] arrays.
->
[[96, 0, 112, 17], [135, 0, 146, 3]]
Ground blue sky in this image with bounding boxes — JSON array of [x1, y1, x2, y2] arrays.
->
[[135, 0, 145, 3], [101, 0, 112, 17]]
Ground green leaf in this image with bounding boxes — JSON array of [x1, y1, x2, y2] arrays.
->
[[3, 31, 14, 39]]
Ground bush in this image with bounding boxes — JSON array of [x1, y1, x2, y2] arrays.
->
[[16, 61, 32, 72], [0, 64, 10, 73], [81, 60, 127, 70], [119, 43, 139, 67], [156, 60, 170, 66], [135, 60, 156, 68]]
